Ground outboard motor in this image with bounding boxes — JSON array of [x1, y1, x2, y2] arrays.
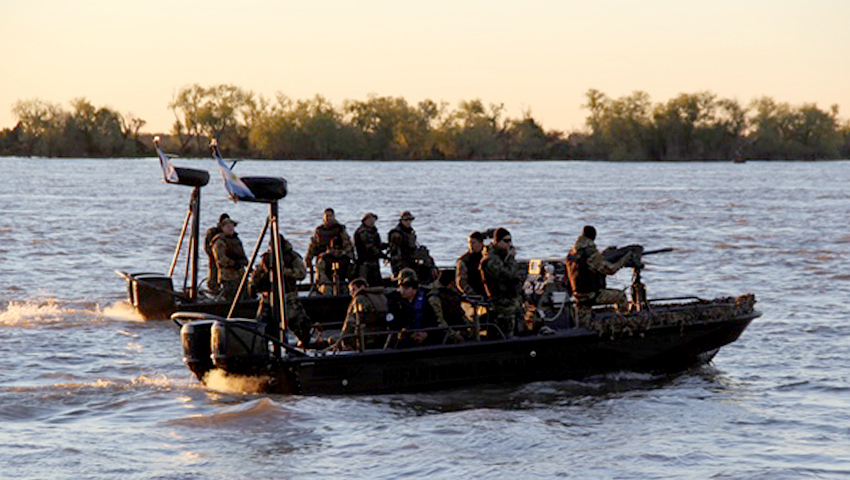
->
[[129, 273, 175, 319], [210, 319, 269, 374], [180, 318, 216, 381]]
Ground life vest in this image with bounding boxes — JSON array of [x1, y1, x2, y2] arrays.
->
[[411, 289, 428, 329], [566, 246, 606, 295]]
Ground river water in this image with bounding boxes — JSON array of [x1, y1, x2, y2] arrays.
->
[[1, 157, 848, 479]]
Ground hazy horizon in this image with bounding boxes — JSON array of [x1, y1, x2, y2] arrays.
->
[[2, 0, 848, 135]]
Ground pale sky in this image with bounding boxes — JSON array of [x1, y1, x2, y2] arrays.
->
[[2, 0, 848, 134]]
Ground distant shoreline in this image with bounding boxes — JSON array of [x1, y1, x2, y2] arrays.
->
[[3, 87, 848, 161]]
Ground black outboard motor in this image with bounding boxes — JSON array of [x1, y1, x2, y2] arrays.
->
[[179, 317, 217, 381], [210, 319, 269, 374]]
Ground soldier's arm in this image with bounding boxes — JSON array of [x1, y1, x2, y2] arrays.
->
[[284, 255, 308, 282], [304, 233, 319, 264], [482, 255, 515, 282], [455, 259, 471, 294], [388, 231, 401, 256], [426, 290, 448, 328], [588, 251, 626, 276], [341, 229, 354, 258]]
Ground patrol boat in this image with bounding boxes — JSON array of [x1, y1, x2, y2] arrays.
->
[[173, 169, 761, 395]]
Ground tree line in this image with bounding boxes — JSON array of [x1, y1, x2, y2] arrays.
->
[[1, 85, 849, 160]]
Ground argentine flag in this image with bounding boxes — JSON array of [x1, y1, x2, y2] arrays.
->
[[211, 141, 255, 201], [153, 137, 180, 184]]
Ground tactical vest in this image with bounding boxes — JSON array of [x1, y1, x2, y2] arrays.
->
[[211, 233, 248, 270], [251, 249, 300, 293], [315, 223, 346, 253], [356, 288, 389, 327], [389, 224, 417, 258], [354, 225, 381, 263], [458, 251, 485, 295], [566, 246, 606, 295]]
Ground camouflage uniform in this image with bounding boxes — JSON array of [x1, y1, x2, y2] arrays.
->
[[566, 235, 628, 327], [388, 216, 417, 276], [353, 220, 385, 287], [211, 231, 248, 302], [339, 287, 388, 350], [305, 220, 353, 266], [305, 220, 353, 294], [480, 243, 523, 338], [250, 239, 311, 345]]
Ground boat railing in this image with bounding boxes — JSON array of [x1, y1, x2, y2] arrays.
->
[[322, 321, 509, 355]]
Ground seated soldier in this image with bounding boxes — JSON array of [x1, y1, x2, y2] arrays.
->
[[316, 237, 353, 295], [424, 269, 466, 343], [338, 278, 389, 351], [386, 268, 443, 347], [566, 225, 635, 326]]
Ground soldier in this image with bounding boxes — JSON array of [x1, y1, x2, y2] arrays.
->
[[566, 225, 633, 326], [386, 268, 443, 347], [315, 238, 352, 295], [204, 213, 230, 294], [211, 216, 249, 302], [304, 208, 353, 291], [353, 212, 385, 287], [250, 234, 311, 346], [387, 211, 418, 276], [455, 231, 486, 297], [479, 227, 524, 338], [338, 278, 389, 351]]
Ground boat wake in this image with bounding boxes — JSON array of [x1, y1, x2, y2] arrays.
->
[[99, 301, 146, 322], [203, 369, 271, 394], [0, 299, 147, 327], [0, 300, 73, 327]]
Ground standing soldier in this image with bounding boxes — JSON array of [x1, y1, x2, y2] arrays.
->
[[479, 228, 524, 338], [387, 211, 418, 276], [250, 235, 312, 347], [204, 213, 230, 294], [304, 208, 353, 289], [211, 216, 249, 302], [455, 231, 486, 297], [566, 225, 633, 326], [353, 212, 386, 287]]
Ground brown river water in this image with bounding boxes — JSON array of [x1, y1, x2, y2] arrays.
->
[[1, 157, 848, 479]]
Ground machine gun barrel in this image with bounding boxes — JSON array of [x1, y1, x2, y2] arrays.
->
[[642, 247, 674, 256]]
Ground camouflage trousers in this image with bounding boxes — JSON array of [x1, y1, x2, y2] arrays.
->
[[488, 297, 524, 338], [576, 288, 627, 327], [259, 293, 312, 346], [285, 295, 312, 345]]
